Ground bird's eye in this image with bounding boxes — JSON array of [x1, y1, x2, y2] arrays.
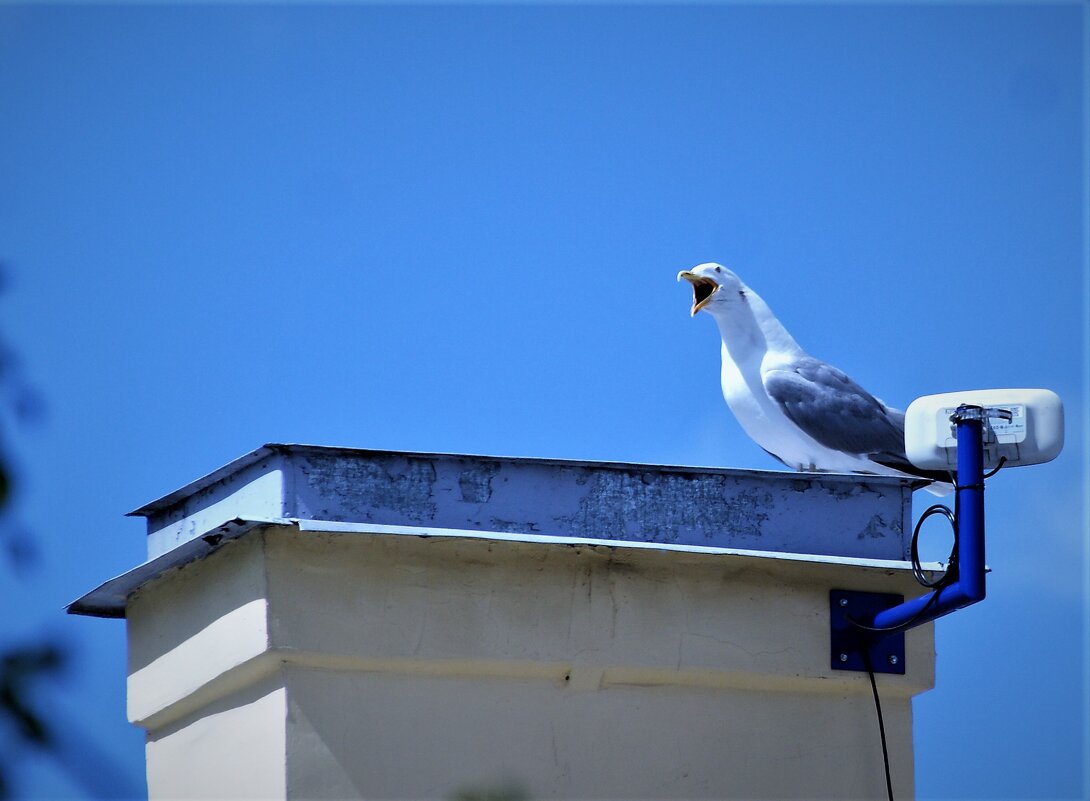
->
[[715, 266, 721, 273]]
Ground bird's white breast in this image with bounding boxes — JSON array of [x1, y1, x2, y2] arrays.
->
[[718, 345, 785, 448], [719, 344, 872, 473]]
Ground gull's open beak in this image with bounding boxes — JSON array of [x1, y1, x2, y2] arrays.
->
[[677, 271, 720, 317]]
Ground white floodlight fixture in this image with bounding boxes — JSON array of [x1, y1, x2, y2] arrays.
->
[[905, 388, 1064, 472]]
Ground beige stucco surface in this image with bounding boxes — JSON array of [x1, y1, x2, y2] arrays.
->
[[144, 675, 287, 800], [127, 525, 934, 800]]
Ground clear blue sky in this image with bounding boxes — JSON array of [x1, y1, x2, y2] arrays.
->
[[0, 3, 1086, 799]]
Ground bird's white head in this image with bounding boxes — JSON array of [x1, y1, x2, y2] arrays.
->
[[676, 262, 745, 317]]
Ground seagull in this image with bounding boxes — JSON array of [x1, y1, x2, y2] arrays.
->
[[678, 262, 951, 490]]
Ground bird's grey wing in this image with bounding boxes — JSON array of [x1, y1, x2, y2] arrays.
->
[[763, 357, 906, 457]]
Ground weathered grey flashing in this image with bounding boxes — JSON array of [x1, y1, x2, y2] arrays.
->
[[134, 444, 913, 561], [70, 444, 918, 618]]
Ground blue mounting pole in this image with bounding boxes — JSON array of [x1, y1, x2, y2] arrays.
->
[[865, 405, 987, 632]]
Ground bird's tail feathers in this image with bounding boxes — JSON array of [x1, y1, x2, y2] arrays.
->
[[870, 452, 956, 493]]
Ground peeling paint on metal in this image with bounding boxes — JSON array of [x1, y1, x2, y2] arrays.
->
[[458, 463, 500, 504], [555, 471, 773, 544], [490, 518, 541, 534], [300, 456, 438, 523], [856, 515, 890, 540]]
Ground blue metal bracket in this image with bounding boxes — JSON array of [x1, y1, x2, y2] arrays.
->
[[830, 405, 991, 673]]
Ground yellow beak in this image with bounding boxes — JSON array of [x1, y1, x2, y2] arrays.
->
[[677, 271, 720, 316]]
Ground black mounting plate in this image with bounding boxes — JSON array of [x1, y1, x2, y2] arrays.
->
[[830, 589, 906, 675]]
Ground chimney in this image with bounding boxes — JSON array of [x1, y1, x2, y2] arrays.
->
[[71, 444, 934, 799]]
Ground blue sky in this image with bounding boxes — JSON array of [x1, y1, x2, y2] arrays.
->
[[0, 3, 1086, 799]]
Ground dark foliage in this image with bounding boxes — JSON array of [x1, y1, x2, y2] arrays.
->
[[0, 262, 66, 798]]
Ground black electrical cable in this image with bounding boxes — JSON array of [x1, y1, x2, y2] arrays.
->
[[862, 649, 895, 801], [911, 502, 958, 589], [982, 455, 1007, 480]]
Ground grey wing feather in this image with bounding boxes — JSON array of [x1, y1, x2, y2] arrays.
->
[[763, 357, 906, 458]]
